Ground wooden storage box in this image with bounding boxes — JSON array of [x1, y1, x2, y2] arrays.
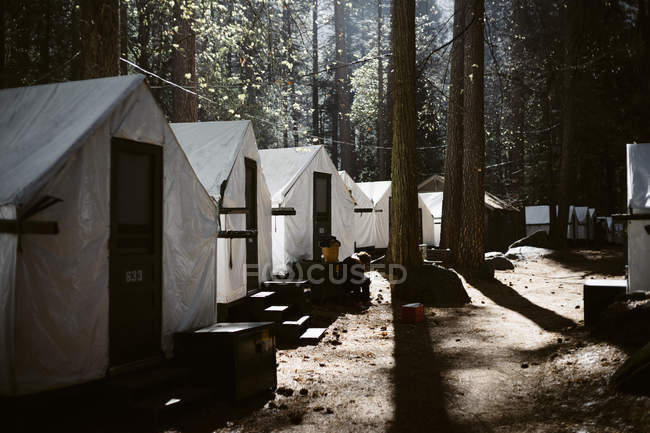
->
[[174, 322, 276, 401], [401, 303, 424, 323]]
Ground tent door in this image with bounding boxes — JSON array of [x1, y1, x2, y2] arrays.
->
[[109, 139, 163, 368], [245, 158, 259, 292], [313, 172, 332, 260]]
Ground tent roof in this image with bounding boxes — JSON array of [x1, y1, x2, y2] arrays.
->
[[484, 192, 519, 212], [171, 120, 251, 202], [418, 174, 445, 193], [357, 181, 391, 205], [574, 206, 589, 223], [419, 192, 444, 218], [0, 75, 145, 206], [417, 174, 517, 212], [259, 145, 321, 198], [338, 170, 372, 207]]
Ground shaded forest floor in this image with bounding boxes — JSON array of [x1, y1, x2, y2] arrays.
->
[[163, 248, 649, 433]]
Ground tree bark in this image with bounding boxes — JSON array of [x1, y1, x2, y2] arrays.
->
[[385, 1, 395, 184], [388, 0, 421, 267], [335, 0, 353, 174], [0, 4, 5, 88], [312, 0, 320, 143], [377, 0, 386, 180], [457, 0, 485, 270], [119, 0, 128, 75], [137, 0, 151, 72], [171, 0, 198, 123], [79, 0, 119, 79], [510, 0, 527, 199], [553, 0, 583, 247], [282, 0, 291, 146], [38, 0, 51, 80], [440, 0, 465, 258]]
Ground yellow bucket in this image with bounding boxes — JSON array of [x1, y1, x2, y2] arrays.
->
[[321, 244, 340, 263]]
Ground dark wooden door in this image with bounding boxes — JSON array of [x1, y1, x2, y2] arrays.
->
[[109, 139, 163, 367], [245, 158, 259, 291], [313, 172, 332, 260]]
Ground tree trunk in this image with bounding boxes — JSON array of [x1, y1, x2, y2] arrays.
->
[[171, 0, 197, 123], [312, 0, 320, 142], [388, 0, 421, 267], [38, 0, 51, 80], [119, 0, 128, 75], [440, 0, 465, 257], [0, 4, 5, 88], [385, 1, 395, 184], [510, 0, 527, 199], [377, 0, 386, 180], [553, 0, 583, 247], [79, 0, 120, 79], [137, 0, 151, 72], [335, 0, 353, 174], [282, 0, 291, 146], [330, 100, 339, 165], [457, 0, 485, 270]]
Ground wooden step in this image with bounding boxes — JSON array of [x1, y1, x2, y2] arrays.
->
[[299, 327, 327, 345], [262, 305, 291, 323]]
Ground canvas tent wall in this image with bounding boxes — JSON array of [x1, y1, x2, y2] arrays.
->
[[357, 181, 437, 250], [0, 76, 218, 396], [626, 142, 650, 293], [573, 206, 590, 240], [525, 205, 552, 236], [171, 121, 272, 303], [418, 192, 443, 246], [259, 146, 355, 274], [338, 170, 375, 250]]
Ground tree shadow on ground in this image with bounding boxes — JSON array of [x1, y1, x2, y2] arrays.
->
[[545, 247, 625, 277], [465, 276, 576, 332], [389, 298, 457, 433]]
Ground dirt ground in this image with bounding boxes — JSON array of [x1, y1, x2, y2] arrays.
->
[[162, 248, 650, 433]]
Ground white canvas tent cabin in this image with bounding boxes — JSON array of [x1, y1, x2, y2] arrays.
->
[[0, 76, 219, 396], [525, 205, 552, 236], [417, 174, 523, 251], [418, 192, 443, 246], [357, 181, 437, 251], [170, 121, 272, 307], [573, 206, 591, 241], [625, 142, 650, 293], [338, 170, 375, 250], [259, 145, 355, 275]]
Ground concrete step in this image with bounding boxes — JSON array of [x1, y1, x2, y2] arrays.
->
[[279, 315, 311, 343], [299, 327, 327, 345], [262, 305, 291, 323], [248, 291, 276, 320], [262, 280, 310, 299]]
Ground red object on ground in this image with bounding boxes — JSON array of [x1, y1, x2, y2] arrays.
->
[[401, 303, 424, 323]]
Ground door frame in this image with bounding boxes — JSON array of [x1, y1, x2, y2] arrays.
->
[[244, 157, 259, 292], [109, 138, 163, 368], [312, 172, 332, 260]]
